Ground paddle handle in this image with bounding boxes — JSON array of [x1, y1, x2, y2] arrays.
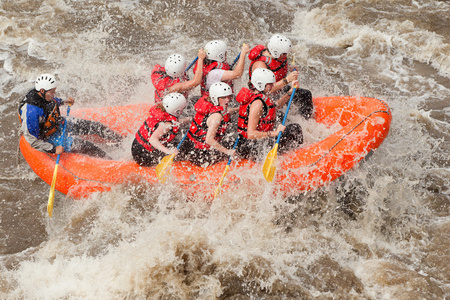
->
[[280, 68, 298, 127], [185, 56, 198, 72]]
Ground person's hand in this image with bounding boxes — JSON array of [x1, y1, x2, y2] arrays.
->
[[65, 97, 75, 106], [289, 80, 300, 93], [55, 145, 64, 155], [286, 71, 299, 83], [241, 43, 250, 55], [171, 148, 179, 155], [227, 148, 236, 157], [275, 124, 286, 135], [198, 48, 206, 60]]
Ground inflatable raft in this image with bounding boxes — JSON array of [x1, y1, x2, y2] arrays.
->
[[20, 96, 391, 200]]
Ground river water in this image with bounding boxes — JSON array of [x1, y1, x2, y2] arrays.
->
[[0, 0, 449, 299]]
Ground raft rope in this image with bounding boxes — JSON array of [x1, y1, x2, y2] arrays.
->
[[306, 97, 391, 168]]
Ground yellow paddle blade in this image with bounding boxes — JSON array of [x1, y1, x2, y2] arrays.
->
[[47, 164, 59, 217], [214, 164, 230, 199], [262, 143, 279, 182], [155, 153, 176, 183]]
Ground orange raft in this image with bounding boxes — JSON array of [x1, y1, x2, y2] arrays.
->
[[20, 96, 391, 199]]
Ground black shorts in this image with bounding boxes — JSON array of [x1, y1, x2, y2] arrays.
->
[[177, 139, 229, 167], [131, 139, 165, 167]]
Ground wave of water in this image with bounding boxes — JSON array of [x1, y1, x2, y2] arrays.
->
[[0, 0, 449, 298]]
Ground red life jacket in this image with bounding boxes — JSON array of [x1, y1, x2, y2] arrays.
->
[[236, 87, 276, 139], [135, 105, 179, 152], [194, 60, 232, 96], [187, 95, 231, 149], [248, 44, 288, 82], [151, 64, 188, 103]]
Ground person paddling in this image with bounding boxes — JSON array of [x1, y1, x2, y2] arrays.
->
[[178, 82, 237, 166], [248, 34, 313, 119], [236, 68, 303, 160], [132, 93, 190, 167], [18, 74, 122, 158]]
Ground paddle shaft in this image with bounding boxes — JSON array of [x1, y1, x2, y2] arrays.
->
[[54, 106, 71, 169], [176, 129, 189, 150], [214, 135, 240, 199], [185, 56, 198, 72], [230, 52, 241, 69], [226, 135, 240, 165]]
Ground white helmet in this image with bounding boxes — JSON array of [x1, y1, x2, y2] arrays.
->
[[35, 74, 57, 91], [251, 68, 276, 92], [204, 40, 227, 62], [163, 93, 187, 117], [209, 82, 232, 106], [267, 34, 292, 59], [165, 54, 186, 78]]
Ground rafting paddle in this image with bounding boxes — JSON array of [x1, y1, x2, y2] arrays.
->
[[47, 105, 71, 217], [155, 129, 189, 183], [213, 135, 240, 199], [262, 85, 297, 182]]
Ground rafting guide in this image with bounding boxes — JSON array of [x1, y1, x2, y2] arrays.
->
[[18, 74, 123, 159]]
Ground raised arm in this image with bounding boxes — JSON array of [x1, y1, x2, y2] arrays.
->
[[220, 43, 250, 81], [169, 49, 207, 93]]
